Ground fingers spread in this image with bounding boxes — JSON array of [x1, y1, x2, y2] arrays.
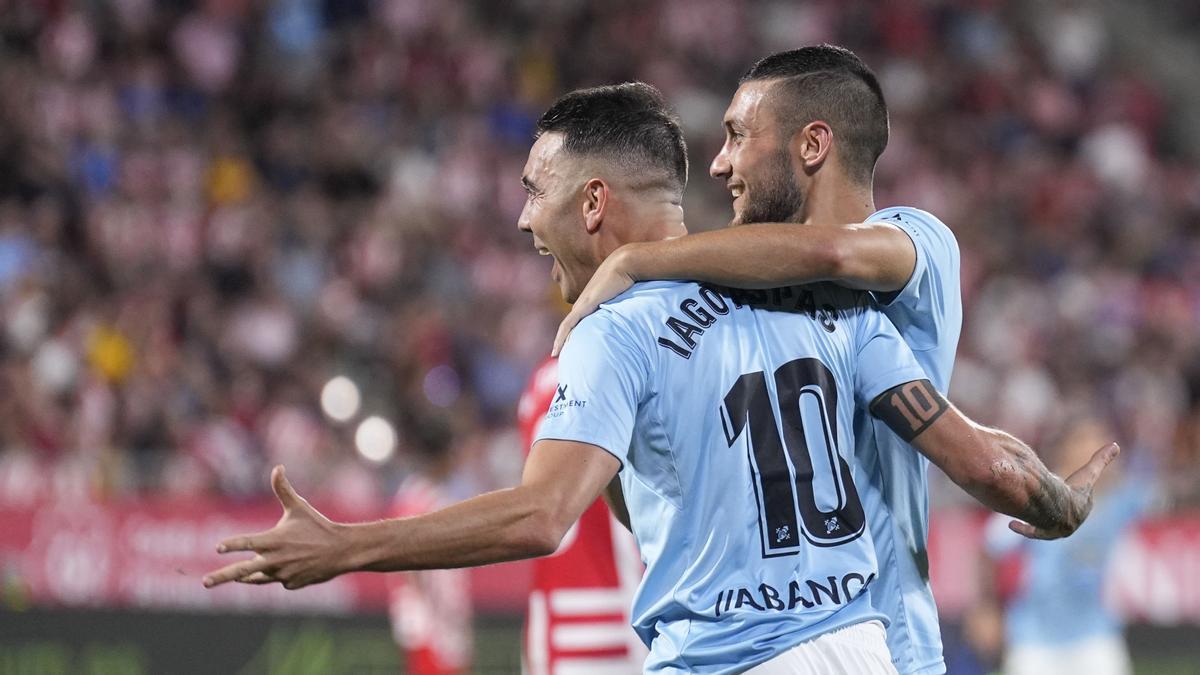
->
[[218, 529, 274, 554], [203, 555, 272, 588], [237, 571, 277, 585]]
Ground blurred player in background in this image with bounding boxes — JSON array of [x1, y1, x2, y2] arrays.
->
[[517, 357, 645, 674], [387, 418, 472, 675], [983, 417, 1158, 675]]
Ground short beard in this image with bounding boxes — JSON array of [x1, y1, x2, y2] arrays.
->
[[732, 148, 805, 226]]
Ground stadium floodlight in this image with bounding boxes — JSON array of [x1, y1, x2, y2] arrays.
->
[[355, 416, 397, 463], [321, 375, 361, 422]]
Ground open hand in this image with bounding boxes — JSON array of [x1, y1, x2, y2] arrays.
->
[[1008, 442, 1120, 540], [552, 251, 636, 356], [203, 465, 350, 590]]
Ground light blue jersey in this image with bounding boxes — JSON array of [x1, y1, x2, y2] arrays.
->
[[855, 206, 962, 675], [986, 479, 1154, 647], [536, 280, 929, 673]]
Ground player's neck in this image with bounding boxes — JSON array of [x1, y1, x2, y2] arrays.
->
[[600, 199, 687, 254], [801, 181, 876, 226]]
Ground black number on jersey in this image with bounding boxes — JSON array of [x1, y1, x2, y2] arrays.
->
[[720, 358, 866, 558]]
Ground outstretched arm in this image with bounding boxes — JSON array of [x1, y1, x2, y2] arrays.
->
[[870, 380, 1120, 540], [554, 221, 915, 355], [203, 439, 620, 589]]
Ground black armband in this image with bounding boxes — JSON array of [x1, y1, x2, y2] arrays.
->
[[869, 379, 948, 442]]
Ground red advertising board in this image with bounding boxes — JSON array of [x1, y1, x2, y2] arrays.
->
[[3, 497, 1198, 622], [1106, 515, 1200, 624], [0, 496, 530, 614]]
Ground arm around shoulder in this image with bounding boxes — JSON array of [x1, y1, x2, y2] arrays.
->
[[617, 221, 916, 292], [554, 221, 918, 355], [814, 221, 917, 292]]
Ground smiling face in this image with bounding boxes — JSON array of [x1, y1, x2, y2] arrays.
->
[[710, 80, 806, 226], [516, 132, 595, 303]]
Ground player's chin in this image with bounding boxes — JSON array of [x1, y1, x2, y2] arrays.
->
[[727, 201, 748, 227], [560, 279, 580, 305]]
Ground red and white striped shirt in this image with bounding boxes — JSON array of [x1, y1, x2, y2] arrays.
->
[[388, 475, 472, 675], [519, 358, 646, 674]]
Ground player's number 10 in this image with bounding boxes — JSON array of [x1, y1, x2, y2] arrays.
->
[[721, 358, 867, 557]]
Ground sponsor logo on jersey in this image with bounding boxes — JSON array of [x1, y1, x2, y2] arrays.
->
[[713, 571, 875, 618], [546, 385, 587, 418]]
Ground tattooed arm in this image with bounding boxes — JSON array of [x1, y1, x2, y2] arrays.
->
[[870, 380, 1120, 540]]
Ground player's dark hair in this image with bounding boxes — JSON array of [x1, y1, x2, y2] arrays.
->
[[741, 45, 889, 185], [536, 82, 688, 196]]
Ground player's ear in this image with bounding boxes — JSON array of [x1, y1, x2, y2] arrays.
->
[[582, 178, 608, 234], [791, 121, 832, 175]]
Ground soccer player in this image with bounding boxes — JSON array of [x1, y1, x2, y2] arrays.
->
[[983, 417, 1157, 675], [518, 357, 645, 673], [386, 420, 471, 674], [204, 83, 1116, 673], [547, 46, 963, 674]]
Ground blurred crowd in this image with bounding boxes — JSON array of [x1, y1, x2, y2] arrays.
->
[[0, 0, 1197, 511]]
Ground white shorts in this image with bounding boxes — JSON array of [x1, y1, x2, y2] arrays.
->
[[1005, 634, 1132, 675], [745, 621, 898, 674]]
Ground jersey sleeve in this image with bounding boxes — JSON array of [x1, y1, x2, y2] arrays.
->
[[852, 299, 931, 408], [870, 208, 962, 354], [533, 311, 650, 469]]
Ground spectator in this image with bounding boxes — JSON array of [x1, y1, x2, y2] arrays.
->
[[0, 1, 1194, 522]]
